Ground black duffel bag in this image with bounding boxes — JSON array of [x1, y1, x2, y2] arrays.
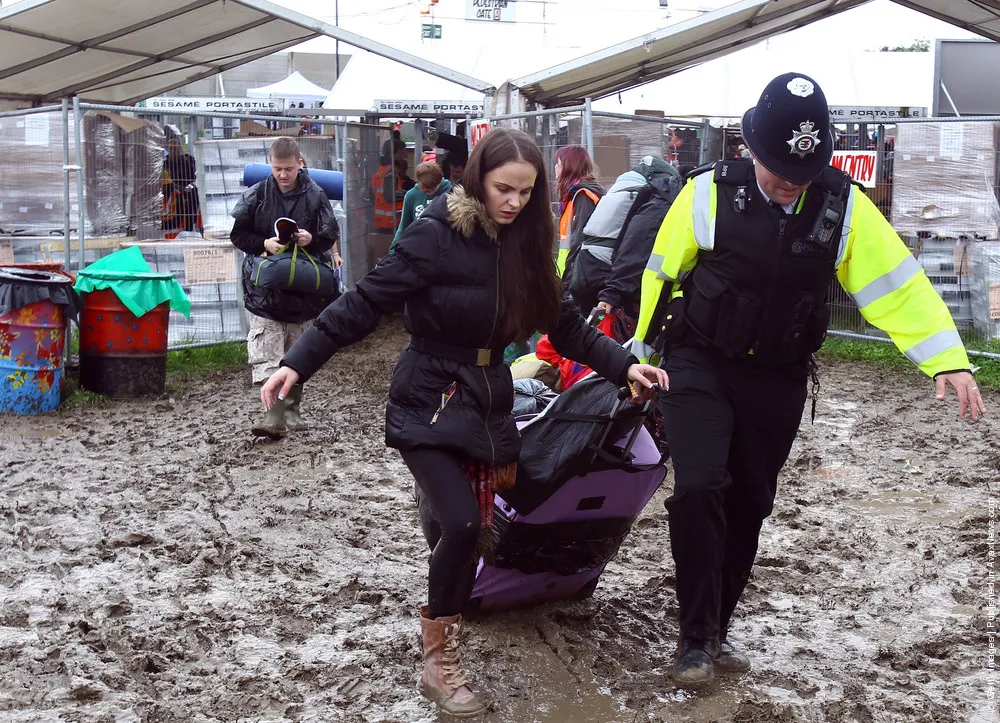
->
[[248, 241, 340, 296]]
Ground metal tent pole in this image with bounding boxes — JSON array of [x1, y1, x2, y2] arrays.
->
[[61, 97, 73, 366], [584, 98, 594, 159], [61, 98, 71, 271], [72, 96, 86, 271]]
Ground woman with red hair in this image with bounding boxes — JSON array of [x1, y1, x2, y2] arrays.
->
[[554, 145, 604, 292]]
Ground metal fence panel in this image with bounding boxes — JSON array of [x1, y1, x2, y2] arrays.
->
[[590, 113, 704, 181], [341, 123, 391, 290], [824, 116, 1000, 354], [195, 134, 342, 237], [2, 100, 996, 357]]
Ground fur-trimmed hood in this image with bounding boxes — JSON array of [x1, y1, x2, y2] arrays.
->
[[443, 185, 498, 243]]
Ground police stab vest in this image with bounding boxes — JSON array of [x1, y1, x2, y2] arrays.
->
[[678, 158, 852, 365]]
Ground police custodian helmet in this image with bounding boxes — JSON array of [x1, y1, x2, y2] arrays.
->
[[741, 72, 834, 185]]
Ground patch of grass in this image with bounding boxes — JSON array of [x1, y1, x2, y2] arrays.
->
[[820, 335, 1000, 391], [166, 342, 247, 377], [60, 380, 108, 410]]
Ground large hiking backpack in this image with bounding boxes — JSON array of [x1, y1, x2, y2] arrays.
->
[[569, 157, 684, 312], [568, 170, 647, 310]]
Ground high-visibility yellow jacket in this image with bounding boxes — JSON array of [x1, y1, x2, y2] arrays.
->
[[635, 171, 971, 377]]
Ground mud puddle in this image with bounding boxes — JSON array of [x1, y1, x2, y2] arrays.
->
[[1, 317, 997, 722]]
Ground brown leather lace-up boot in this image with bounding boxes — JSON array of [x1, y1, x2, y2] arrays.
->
[[419, 606, 486, 718]]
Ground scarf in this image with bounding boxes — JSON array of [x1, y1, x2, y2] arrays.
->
[[464, 461, 516, 561]]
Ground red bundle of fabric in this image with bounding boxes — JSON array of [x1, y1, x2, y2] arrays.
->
[[535, 312, 616, 392]]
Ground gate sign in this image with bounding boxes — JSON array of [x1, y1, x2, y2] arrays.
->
[[466, 0, 516, 23], [144, 97, 284, 112], [829, 106, 926, 122], [831, 150, 878, 188], [470, 119, 491, 148]]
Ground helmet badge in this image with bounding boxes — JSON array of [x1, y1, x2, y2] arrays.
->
[[787, 121, 821, 159], [786, 78, 815, 98]]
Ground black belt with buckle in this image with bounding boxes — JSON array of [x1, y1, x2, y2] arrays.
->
[[410, 337, 505, 367]]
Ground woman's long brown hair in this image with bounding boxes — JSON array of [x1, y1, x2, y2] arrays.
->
[[464, 128, 561, 342]]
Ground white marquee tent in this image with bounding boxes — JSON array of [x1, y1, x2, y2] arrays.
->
[[592, 45, 935, 118], [247, 71, 329, 104], [322, 45, 578, 114]]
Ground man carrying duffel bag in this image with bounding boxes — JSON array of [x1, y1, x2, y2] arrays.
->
[[230, 136, 342, 439]]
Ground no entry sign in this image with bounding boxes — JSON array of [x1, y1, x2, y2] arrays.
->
[[831, 150, 878, 188]]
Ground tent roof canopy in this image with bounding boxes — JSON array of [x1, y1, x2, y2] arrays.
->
[[247, 71, 329, 102], [891, 0, 1000, 38], [0, 0, 493, 110], [513, 0, 1000, 107], [513, 0, 870, 106]]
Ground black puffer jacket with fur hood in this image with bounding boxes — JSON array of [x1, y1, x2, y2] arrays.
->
[[281, 186, 637, 465]]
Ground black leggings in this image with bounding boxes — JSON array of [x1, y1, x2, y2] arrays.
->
[[401, 448, 480, 619]]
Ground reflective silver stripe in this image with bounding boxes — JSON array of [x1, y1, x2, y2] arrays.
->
[[905, 329, 963, 366], [559, 238, 570, 250], [850, 254, 922, 308], [692, 172, 714, 250], [624, 337, 656, 361], [581, 245, 614, 264], [835, 186, 856, 267], [374, 209, 395, 217], [644, 252, 676, 281]]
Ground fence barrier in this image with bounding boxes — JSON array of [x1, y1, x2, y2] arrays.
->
[[0, 99, 997, 358]]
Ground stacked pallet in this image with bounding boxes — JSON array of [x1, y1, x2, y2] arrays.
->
[[970, 241, 1000, 341], [905, 235, 975, 329], [891, 121, 1000, 240]]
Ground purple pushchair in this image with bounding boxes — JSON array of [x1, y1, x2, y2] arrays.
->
[[465, 374, 667, 612]]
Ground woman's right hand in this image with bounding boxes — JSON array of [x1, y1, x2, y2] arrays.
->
[[261, 366, 300, 408], [263, 237, 283, 255]]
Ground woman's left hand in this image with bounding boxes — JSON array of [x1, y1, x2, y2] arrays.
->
[[332, 251, 343, 268], [626, 363, 669, 402]]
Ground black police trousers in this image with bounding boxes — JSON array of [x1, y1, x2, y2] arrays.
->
[[660, 345, 807, 644]]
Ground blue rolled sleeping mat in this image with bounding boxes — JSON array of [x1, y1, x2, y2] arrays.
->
[[242, 164, 344, 201]]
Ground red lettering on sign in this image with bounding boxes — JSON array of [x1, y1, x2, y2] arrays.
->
[[470, 120, 491, 148], [831, 151, 877, 188]]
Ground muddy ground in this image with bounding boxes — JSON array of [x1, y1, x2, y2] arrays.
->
[[2, 317, 998, 723]]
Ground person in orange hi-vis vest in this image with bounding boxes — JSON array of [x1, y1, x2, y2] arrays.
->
[[554, 145, 603, 292]]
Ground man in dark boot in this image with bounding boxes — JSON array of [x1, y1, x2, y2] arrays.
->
[[231, 136, 341, 439], [251, 396, 287, 439], [283, 383, 307, 431], [716, 636, 751, 674], [674, 635, 718, 685], [419, 606, 486, 718]]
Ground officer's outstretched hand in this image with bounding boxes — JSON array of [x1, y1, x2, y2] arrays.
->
[[627, 363, 669, 402], [261, 366, 300, 409], [935, 371, 986, 421]]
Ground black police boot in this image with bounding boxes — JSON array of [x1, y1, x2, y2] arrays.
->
[[716, 637, 752, 675], [673, 636, 718, 685]]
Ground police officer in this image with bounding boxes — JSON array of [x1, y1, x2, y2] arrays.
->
[[634, 73, 986, 685]]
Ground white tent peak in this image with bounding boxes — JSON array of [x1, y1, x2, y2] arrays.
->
[[247, 71, 329, 102]]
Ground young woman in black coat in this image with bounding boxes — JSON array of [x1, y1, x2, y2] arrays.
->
[[261, 127, 668, 717]]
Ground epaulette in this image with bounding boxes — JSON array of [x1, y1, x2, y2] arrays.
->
[[684, 162, 716, 181], [814, 165, 853, 200], [712, 158, 754, 185]]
